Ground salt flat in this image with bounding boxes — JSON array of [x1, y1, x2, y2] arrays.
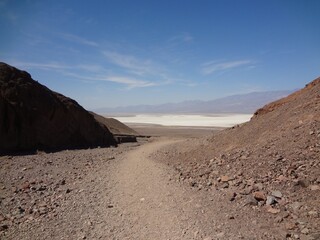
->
[[109, 114, 252, 127]]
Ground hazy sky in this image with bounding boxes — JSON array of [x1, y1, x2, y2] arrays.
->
[[1, 0, 319, 109]]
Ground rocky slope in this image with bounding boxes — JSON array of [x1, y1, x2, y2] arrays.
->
[[155, 77, 320, 239], [90, 112, 139, 143], [0, 62, 117, 154]]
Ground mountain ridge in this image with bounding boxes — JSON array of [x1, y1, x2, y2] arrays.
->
[[95, 90, 293, 114]]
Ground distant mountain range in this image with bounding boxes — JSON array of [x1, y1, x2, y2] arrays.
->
[[95, 90, 294, 114]]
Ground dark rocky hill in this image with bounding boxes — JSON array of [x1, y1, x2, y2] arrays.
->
[[0, 62, 117, 153]]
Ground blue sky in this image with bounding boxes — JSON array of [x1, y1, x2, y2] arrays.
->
[[1, 0, 319, 109]]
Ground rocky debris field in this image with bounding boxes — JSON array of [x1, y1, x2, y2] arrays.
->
[[153, 132, 320, 240], [152, 78, 320, 240], [0, 140, 144, 239]]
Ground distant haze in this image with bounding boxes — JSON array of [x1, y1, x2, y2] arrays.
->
[[95, 90, 293, 114]]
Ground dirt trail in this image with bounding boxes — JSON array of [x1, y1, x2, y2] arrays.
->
[[110, 138, 205, 239], [1, 137, 287, 240]]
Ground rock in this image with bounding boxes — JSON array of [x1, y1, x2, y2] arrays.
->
[[254, 183, 264, 190], [271, 190, 283, 198], [301, 228, 310, 234], [0, 62, 117, 154], [266, 206, 280, 214], [39, 207, 48, 215], [66, 188, 71, 193], [18, 206, 25, 214], [229, 192, 237, 201], [107, 204, 114, 208], [266, 196, 277, 205], [244, 195, 258, 206], [309, 185, 320, 191], [216, 232, 225, 238], [58, 179, 66, 185], [297, 180, 310, 188], [307, 210, 318, 217], [221, 182, 229, 188], [290, 202, 302, 212], [275, 215, 283, 223], [0, 224, 8, 231], [220, 175, 230, 182], [21, 181, 30, 190], [285, 222, 297, 230], [37, 186, 47, 191], [240, 186, 253, 195], [277, 175, 287, 182], [253, 191, 266, 201]]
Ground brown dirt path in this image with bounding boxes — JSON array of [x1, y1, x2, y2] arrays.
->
[[110, 138, 204, 239]]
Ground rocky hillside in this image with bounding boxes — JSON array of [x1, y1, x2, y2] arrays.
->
[[157, 77, 320, 238], [90, 112, 139, 143], [0, 62, 117, 153]]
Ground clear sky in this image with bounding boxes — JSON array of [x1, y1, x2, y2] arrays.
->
[[1, 0, 319, 109]]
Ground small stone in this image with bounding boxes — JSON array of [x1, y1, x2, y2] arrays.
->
[[140, 198, 145, 202], [66, 188, 71, 193], [229, 192, 237, 201], [244, 195, 258, 206], [0, 224, 8, 231], [216, 232, 225, 238], [297, 180, 309, 188], [39, 207, 48, 215], [59, 179, 66, 185], [271, 190, 283, 198], [309, 185, 320, 191], [266, 206, 280, 214], [221, 182, 229, 188], [107, 204, 114, 208], [277, 175, 287, 182], [301, 228, 309, 234], [307, 210, 318, 217], [240, 186, 253, 195], [220, 176, 230, 182], [285, 222, 297, 230], [18, 206, 25, 214], [37, 186, 46, 191], [21, 181, 30, 190], [290, 202, 302, 212], [253, 191, 266, 201], [275, 215, 283, 223], [266, 196, 277, 205], [254, 183, 264, 190]]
